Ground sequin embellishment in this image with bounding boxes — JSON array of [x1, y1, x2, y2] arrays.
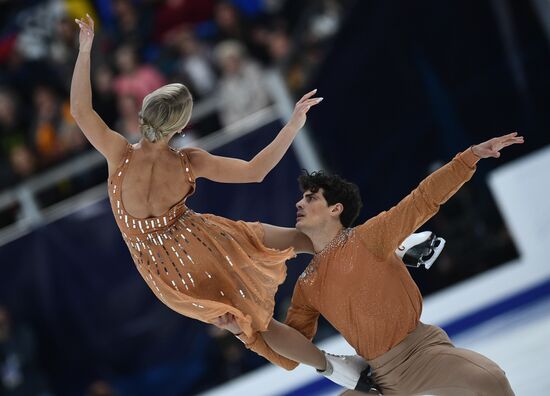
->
[[299, 228, 352, 285]]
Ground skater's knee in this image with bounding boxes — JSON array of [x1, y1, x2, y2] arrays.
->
[[469, 365, 514, 395], [488, 367, 514, 396]]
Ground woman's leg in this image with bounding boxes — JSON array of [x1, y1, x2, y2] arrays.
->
[[262, 319, 326, 370]]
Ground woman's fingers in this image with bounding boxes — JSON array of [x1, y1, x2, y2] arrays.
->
[[299, 89, 318, 102], [86, 13, 94, 29], [75, 19, 88, 31], [296, 98, 323, 112], [297, 103, 310, 113], [303, 98, 323, 106], [214, 314, 230, 327], [298, 89, 318, 104], [75, 15, 94, 32]]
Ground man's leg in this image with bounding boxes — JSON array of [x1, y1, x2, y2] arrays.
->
[[340, 390, 380, 395], [421, 346, 515, 396], [395, 341, 514, 395], [366, 324, 513, 395]]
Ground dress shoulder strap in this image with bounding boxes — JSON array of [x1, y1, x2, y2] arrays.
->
[[178, 148, 196, 185], [109, 142, 133, 183]]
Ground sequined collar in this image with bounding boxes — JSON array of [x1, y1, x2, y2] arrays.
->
[[299, 228, 352, 285], [314, 228, 352, 257]]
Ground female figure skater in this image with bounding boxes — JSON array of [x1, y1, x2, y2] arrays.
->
[[71, 15, 440, 389]]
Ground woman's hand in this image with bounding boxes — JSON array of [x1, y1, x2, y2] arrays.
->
[[471, 132, 524, 159], [74, 14, 95, 53], [288, 89, 323, 130], [212, 313, 243, 335]]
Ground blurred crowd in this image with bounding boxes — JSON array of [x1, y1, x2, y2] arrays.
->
[[0, 0, 349, 192]]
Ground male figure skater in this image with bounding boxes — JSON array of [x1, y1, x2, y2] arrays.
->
[[215, 133, 522, 395]]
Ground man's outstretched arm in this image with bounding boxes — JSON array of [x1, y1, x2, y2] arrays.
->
[[357, 133, 524, 259]]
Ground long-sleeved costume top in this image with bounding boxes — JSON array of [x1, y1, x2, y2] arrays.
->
[[239, 148, 480, 369]]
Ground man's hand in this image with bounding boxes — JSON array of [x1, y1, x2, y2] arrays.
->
[[212, 313, 243, 335], [471, 132, 524, 159]]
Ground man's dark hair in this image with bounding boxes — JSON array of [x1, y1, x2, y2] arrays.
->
[[298, 171, 363, 227]]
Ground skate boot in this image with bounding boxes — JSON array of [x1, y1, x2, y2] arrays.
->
[[396, 231, 446, 269], [318, 352, 372, 390]]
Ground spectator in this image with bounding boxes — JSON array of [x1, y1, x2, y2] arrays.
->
[[49, 15, 80, 90], [152, 0, 214, 44], [115, 94, 141, 141], [113, 44, 166, 106], [0, 306, 52, 396], [92, 63, 119, 128], [86, 380, 117, 396], [173, 29, 217, 99], [212, 1, 248, 44], [31, 84, 84, 166], [9, 145, 36, 182], [305, 0, 343, 44], [105, 0, 148, 51], [0, 88, 34, 187], [214, 40, 270, 127], [266, 28, 291, 65], [210, 1, 269, 62]]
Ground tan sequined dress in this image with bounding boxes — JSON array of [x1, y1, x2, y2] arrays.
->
[[108, 144, 296, 337]]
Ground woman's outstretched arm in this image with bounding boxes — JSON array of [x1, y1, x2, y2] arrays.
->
[[188, 90, 323, 183], [70, 14, 126, 167], [260, 223, 314, 254]]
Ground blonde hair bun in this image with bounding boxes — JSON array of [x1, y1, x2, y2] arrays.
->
[[139, 83, 193, 143]]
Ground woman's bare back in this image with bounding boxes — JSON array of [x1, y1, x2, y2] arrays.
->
[[118, 145, 193, 219]]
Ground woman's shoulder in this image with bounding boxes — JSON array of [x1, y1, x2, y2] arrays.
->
[[107, 137, 132, 177], [178, 146, 209, 160], [176, 146, 213, 179]]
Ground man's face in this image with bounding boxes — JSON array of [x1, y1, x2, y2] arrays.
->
[[295, 189, 334, 231]]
